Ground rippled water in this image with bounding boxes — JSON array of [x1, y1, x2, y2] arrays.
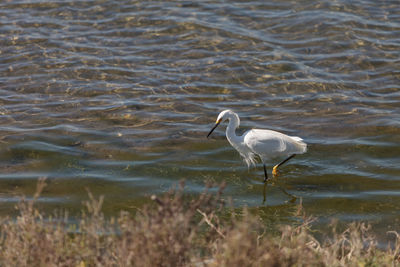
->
[[1, 0, 399, 239]]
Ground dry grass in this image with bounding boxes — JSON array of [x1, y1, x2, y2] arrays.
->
[[0, 178, 399, 266]]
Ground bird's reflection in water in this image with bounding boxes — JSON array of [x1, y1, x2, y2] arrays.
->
[[262, 178, 297, 204]]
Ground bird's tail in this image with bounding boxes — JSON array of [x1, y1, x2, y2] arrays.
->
[[290, 136, 307, 153]]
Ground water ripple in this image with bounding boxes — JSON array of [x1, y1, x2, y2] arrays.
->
[[0, 0, 399, 236]]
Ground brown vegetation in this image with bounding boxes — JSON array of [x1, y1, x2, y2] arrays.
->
[[0, 178, 399, 266]]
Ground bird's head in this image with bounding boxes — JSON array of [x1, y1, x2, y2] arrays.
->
[[207, 109, 239, 138]]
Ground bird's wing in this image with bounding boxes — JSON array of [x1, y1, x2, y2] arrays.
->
[[244, 129, 287, 155]]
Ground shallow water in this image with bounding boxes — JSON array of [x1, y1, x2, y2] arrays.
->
[[0, 0, 399, 240]]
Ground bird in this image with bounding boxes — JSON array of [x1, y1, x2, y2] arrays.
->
[[207, 109, 307, 182]]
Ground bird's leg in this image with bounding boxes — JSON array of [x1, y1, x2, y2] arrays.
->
[[272, 154, 296, 176], [263, 164, 268, 182]]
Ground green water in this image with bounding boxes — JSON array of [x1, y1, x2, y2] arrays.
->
[[0, 0, 399, 242]]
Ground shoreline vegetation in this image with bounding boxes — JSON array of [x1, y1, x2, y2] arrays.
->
[[0, 178, 399, 266]]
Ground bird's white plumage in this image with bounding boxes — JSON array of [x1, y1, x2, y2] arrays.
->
[[209, 110, 307, 168], [244, 129, 307, 160]]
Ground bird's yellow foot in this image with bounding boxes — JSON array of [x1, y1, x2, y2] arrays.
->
[[272, 166, 279, 176]]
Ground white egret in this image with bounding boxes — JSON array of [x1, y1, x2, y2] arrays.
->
[[207, 110, 307, 182]]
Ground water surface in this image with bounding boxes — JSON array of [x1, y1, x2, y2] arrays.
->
[[0, 0, 399, 241]]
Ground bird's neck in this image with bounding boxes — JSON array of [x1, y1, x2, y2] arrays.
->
[[226, 118, 242, 147]]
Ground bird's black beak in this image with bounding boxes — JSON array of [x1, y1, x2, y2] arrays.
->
[[207, 120, 221, 138]]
